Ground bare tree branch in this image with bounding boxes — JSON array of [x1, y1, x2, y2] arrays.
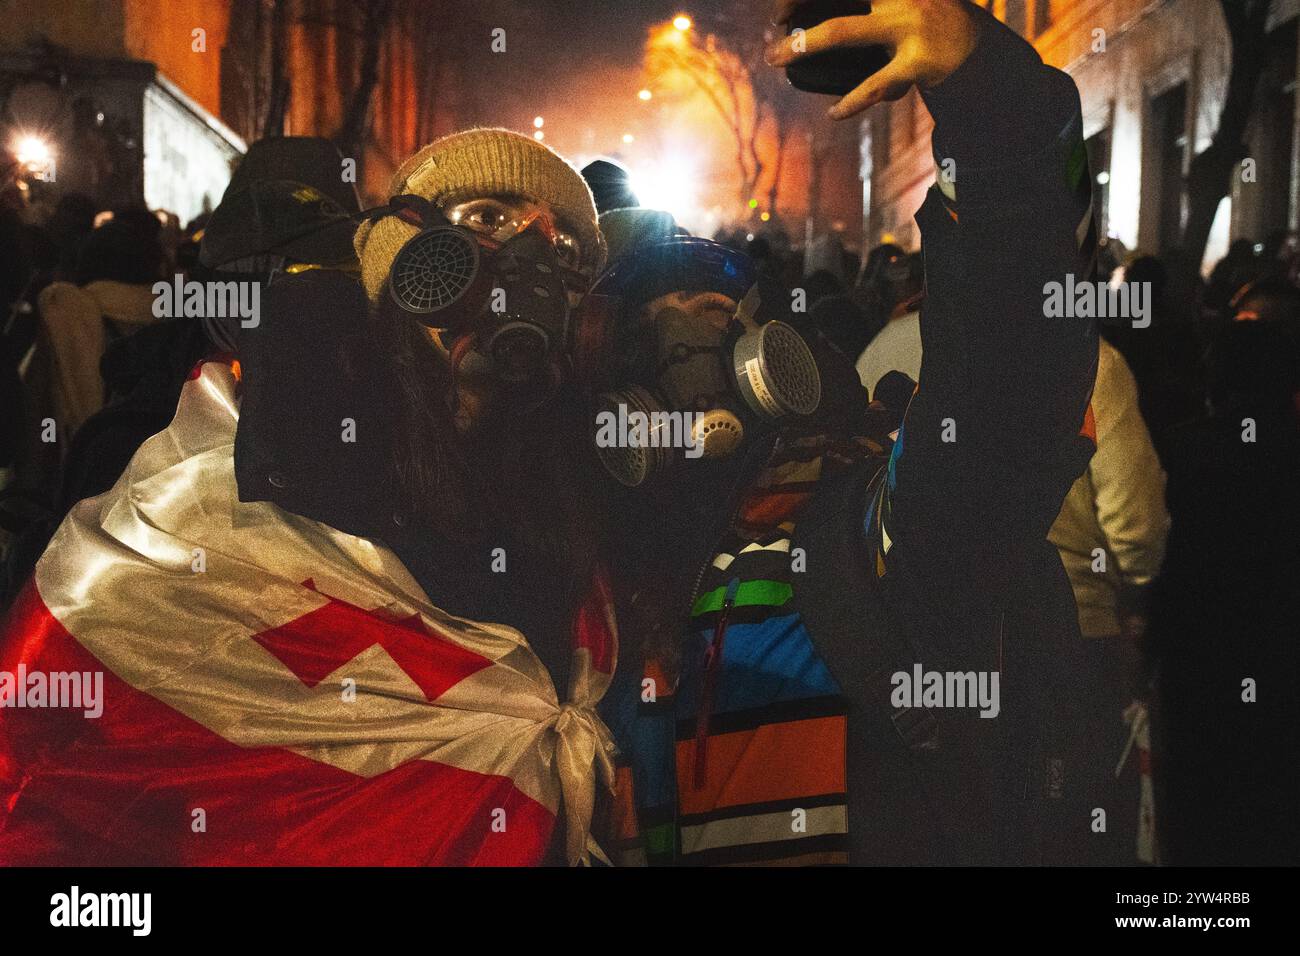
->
[[260, 0, 291, 137], [647, 7, 803, 213], [335, 0, 396, 173]]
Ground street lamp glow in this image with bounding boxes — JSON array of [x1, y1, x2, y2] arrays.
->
[[629, 151, 698, 224], [533, 130, 545, 141], [13, 134, 51, 169], [533, 116, 544, 129], [622, 133, 634, 143], [638, 89, 652, 101], [673, 15, 692, 31]]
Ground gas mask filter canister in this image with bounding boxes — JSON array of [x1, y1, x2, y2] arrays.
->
[[592, 281, 821, 487], [383, 195, 573, 384]]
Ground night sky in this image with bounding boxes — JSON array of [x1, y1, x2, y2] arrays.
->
[[466, 0, 738, 152]]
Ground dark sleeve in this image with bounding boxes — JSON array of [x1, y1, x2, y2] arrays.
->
[[233, 270, 394, 535], [875, 6, 1098, 630]]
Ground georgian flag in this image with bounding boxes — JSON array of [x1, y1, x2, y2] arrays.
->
[[0, 360, 617, 866]]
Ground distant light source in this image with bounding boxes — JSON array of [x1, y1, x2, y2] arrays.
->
[[638, 89, 653, 101], [622, 133, 634, 143], [747, 198, 758, 209], [760, 211, 771, 222], [13, 134, 51, 170], [673, 15, 692, 31], [534, 116, 544, 129], [1096, 170, 1110, 185], [629, 151, 698, 223], [533, 130, 545, 141]]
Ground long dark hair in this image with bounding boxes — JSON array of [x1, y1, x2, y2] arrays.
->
[[370, 294, 609, 615]]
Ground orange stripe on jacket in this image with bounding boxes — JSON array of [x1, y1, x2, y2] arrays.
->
[[676, 716, 845, 815]]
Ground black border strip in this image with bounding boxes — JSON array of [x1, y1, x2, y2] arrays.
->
[[675, 694, 846, 738]]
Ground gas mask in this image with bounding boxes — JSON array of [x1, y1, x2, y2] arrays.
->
[[575, 241, 822, 487], [379, 194, 583, 386]]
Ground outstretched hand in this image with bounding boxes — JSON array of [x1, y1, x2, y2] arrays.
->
[[766, 0, 979, 119]]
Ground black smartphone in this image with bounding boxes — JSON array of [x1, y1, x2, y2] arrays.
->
[[785, 0, 891, 96]]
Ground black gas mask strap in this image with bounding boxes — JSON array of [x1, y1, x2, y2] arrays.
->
[[360, 194, 448, 230]]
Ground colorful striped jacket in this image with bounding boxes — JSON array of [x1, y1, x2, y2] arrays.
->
[[606, 423, 897, 865]]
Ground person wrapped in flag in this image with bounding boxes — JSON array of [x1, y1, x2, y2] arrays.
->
[[0, 128, 622, 866], [597, 0, 1100, 866]]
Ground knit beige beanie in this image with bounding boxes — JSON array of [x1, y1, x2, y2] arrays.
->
[[353, 127, 605, 301]]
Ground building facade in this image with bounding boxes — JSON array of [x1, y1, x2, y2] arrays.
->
[[1, 0, 245, 222], [1, 0, 471, 220], [860, 0, 1300, 273]]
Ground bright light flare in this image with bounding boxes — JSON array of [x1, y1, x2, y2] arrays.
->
[[629, 151, 698, 224], [638, 89, 653, 101], [622, 133, 634, 143], [673, 15, 692, 31], [533, 115, 544, 128], [13, 134, 52, 170]]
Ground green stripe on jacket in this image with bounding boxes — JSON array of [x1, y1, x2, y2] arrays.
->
[[691, 579, 793, 617]]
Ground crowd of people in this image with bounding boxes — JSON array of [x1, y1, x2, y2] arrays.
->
[[0, 0, 1295, 867], [791, 226, 1300, 866]]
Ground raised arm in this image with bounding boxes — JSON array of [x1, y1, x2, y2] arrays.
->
[[772, 0, 1098, 641], [892, 3, 1098, 586]]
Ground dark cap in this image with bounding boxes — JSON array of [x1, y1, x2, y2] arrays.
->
[[200, 137, 362, 269], [592, 236, 755, 310], [580, 158, 640, 215]]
